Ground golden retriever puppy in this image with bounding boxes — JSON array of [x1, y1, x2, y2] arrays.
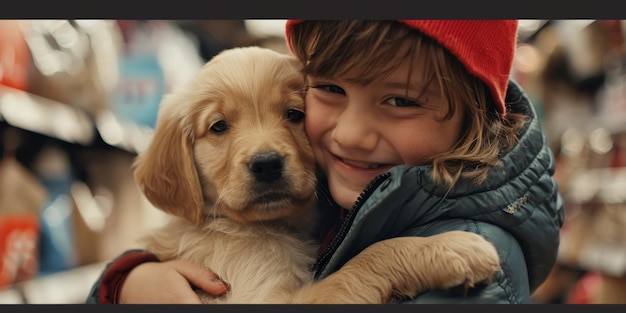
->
[[134, 46, 501, 304]]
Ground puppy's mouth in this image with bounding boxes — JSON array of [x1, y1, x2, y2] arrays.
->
[[253, 192, 294, 204], [245, 191, 308, 217]]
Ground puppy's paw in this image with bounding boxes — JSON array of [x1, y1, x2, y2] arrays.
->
[[429, 231, 501, 290]]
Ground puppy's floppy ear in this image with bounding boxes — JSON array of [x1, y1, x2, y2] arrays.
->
[[133, 104, 205, 226]]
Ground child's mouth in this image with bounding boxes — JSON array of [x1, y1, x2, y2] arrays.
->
[[339, 157, 387, 170]]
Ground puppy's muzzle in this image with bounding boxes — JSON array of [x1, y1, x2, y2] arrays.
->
[[249, 151, 284, 183]]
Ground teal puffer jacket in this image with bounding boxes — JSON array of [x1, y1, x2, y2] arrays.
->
[[312, 80, 565, 303]]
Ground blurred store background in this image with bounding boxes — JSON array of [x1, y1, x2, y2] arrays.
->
[[0, 19, 625, 304]]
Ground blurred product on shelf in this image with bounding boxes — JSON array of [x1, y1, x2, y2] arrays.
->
[[0, 130, 47, 290], [32, 145, 79, 276], [0, 214, 39, 289], [0, 20, 30, 92], [566, 271, 626, 304], [110, 20, 204, 129], [22, 20, 119, 119], [110, 20, 164, 129]]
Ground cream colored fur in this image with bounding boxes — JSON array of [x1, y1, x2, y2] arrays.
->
[[135, 46, 502, 304]]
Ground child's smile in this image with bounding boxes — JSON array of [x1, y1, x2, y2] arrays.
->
[[331, 153, 394, 183], [304, 54, 464, 209]]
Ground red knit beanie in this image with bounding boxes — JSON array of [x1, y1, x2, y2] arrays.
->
[[285, 20, 518, 115]]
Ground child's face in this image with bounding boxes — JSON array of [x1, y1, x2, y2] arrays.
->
[[304, 54, 465, 209]]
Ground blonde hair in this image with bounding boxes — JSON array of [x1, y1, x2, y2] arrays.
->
[[289, 20, 529, 188]]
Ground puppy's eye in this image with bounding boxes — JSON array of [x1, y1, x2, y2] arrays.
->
[[210, 120, 229, 133], [286, 109, 305, 123]]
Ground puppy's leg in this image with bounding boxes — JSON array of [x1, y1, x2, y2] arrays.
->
[[290, 231, 501, 304]]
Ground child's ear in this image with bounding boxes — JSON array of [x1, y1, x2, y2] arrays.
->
[[133, 103, 205, 226]]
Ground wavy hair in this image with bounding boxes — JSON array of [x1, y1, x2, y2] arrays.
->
[[288, 20, 528, 188]]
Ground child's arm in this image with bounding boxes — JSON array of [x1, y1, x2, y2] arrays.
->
[[85, 250, 228, 304]]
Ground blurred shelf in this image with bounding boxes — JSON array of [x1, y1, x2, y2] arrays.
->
[[0, 85, 154, 305], [94, 110, 154, 154], [0, 84, 153, 154], [0, 85, 94, 146], [567, 167, 626, 204], [0, 261, 108, 304]]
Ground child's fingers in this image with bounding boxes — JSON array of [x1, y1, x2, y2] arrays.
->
[[120, 261, 204, 304], [171, 260, 230, 296]]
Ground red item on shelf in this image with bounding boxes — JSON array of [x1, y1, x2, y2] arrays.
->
[[0, 157, 46, 290], [0, 214, 39, 289], [566, 271, 601, 304], [0, 20, 30, 91]]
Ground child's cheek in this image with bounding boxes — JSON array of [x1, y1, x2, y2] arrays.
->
[[303, 93, 326, 141], [304, 93, 331, 164]]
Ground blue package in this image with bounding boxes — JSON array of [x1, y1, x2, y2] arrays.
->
[[110, 53, 165, 128], [34, 147, 79, 276]]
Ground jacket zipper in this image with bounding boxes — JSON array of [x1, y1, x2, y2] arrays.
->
[[313, 172, 392, 279]]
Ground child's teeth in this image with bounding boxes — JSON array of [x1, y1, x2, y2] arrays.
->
[[344, 159, 380, 169]]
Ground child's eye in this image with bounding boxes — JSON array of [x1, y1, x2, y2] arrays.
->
[[310, 84, 346, 95], [386, 97, 423, 107]]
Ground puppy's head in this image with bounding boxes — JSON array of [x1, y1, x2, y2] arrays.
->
[[134, 46, 316, 226]]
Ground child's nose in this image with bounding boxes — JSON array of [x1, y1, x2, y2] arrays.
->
[[330, 104, 378, 151]]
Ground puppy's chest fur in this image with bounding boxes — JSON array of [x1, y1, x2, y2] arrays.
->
[[142, 217, 319, 303]]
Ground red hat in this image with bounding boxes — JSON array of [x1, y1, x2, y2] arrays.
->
[[285, 20, 518, 115]]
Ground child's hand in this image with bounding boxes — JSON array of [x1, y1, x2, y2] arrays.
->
[[119, 259, 229, 304]]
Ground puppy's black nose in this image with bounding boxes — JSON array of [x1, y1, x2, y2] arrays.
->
[[249, 152, 284, 183]]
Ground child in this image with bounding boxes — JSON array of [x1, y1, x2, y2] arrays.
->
[[86, 20, 564, 304]]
